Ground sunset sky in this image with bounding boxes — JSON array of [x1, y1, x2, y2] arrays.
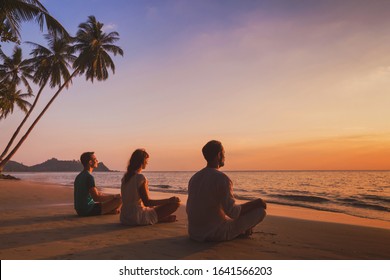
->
[[1, 0, 390, 171]]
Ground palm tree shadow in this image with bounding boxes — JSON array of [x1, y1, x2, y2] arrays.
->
[[0, 218, 130, 250], [0, 214, 79, 228]]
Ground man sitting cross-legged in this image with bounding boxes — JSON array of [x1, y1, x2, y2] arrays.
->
[[186, 140, 267, 241], [74, 152, 122, 216]]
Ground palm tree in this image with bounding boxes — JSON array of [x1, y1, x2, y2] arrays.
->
[[27, 34, 75, 88], [0, 34, 74, 161], [72, 16, 124, 81], [0, 46, 33, 94], [0, 46, 33, 125], [0, 18, 17, 43], [0, 45, 33, 161], [0, 0, 69, 43], [0, 81, 31, 120], [0, 16, 123, 172]]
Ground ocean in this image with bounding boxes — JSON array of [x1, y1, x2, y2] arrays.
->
[[8, 170, 390, 223]]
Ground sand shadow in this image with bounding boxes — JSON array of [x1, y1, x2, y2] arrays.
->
[[48, 235, 216, 260], [0, 220, 132, 250], [0, 213, 79, 227]]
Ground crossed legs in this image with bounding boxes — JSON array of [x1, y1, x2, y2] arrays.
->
[[205, 199, 267, 241], [154, 201, 180, 223], [101, 196, 122, 214], [237, 198, 267, 237]]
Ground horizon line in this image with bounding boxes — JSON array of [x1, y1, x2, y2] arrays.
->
[[129, 169, 390, 172]]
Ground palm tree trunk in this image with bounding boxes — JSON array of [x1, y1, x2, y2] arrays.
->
[[0, 79, 48, 162], [0, 70, 78, 173]]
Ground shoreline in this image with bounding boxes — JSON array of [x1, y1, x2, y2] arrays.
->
[[1, 179, 389, 260], [100, 185, 390, 230], [22, 178, 387, 229], [5, 170, 389, 225]]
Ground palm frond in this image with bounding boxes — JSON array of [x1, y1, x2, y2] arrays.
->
[[1, 0, 69, 43], [71, 16, 124, 83]]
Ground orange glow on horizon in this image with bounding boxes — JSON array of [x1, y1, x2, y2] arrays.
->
[[224, 134, 390, 171]]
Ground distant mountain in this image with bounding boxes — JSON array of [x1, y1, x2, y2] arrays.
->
[[4, 158, 111, 172], [3, 161, 29, 172]]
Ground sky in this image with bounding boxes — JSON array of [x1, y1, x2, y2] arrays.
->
[[1, 0, 390, 171]]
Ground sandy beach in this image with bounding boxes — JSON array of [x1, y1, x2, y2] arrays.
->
[[0, 179, 389, 260]]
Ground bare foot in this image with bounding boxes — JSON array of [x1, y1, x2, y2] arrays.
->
[[107, 208, 121, 215], [159, 215, 177, 223], [238, 228, 253, 238]]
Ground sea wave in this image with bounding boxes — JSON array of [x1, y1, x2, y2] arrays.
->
[[149, 184, 172, 189], [350, 202, 389, 212], [269, 194, 330, 203], [148, 185, 187, 195], [299, 183, 320, 188], [264, 199, 390, 222], [360, 194, 390, 204], [265, 198, 338, 213], [234, 194, 259, 201], [337, 198, 389, 212]]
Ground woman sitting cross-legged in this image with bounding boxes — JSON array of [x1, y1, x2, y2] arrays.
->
[[120, 149, 180, 225]]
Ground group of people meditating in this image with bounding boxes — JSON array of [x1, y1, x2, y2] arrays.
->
[[74, 140, 267, 242]]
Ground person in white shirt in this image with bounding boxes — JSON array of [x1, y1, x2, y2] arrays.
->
[[186, 140, 266, 241]]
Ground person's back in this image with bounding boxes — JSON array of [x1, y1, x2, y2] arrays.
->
[[74, 170, 95, 216], [120, 149, 180, 225], [187, 167, 241, 241], [186, 140, 267, 242], [120, 173, 150, 225]]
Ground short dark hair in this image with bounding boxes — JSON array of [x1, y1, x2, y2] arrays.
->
[[80, 152, 94, 167], [202, 140, 223, 162]]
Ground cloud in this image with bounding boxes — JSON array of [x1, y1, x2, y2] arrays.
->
[[102, 23, 118, 32]]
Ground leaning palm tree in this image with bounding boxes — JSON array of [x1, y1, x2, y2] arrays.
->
[[0, 47, 33, 123], [0, 81, 31, 120], [0, 0, 69, 43], [0, 34, 74, 161], [0, 46, 33, 160], [0, 16, 123, 173]]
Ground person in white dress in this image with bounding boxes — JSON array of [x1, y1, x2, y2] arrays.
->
[[120, 149, 180, 225]]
